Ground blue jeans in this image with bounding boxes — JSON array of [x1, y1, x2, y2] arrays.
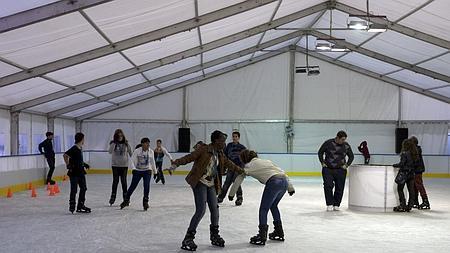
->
[[187, 183, 219, 232], [125, 170, 151, 201], [259, 176, 288, 226]]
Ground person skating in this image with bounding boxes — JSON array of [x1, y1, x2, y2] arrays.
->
[[228, 149, 295, 246], [120, 138, 157, 211], [410, 136, 430, 210], [153, 139, 173, 185], [108, 129, 132, 206], [392, 139, 418, 212], [217, 131, 246, 206], [169, 130, 244, 251], [358, 141, 370, 165], [318, 130, 354, 211], [38, 132, 56, 185], [63, 133, 91, 214]]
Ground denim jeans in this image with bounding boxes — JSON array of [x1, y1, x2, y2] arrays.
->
[[259, 176, 288, 226], [187, 182, 219, 232], [125, 170, 151, 201]]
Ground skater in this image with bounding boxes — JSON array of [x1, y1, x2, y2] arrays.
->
[[228, 149, 295, 246], [108, 129, 133, 206], [38, 132, 56, 185], [392, 139, 418, 212], [318, 130, 354, 211], [153, 139, 173, 185], [217, 131, 246, 206], [120, 138, 157, 211], [63, 133, 91, 214], [410, 136, 430, 210], [169, 130, 244, 251], [358, 141, 370, 165]]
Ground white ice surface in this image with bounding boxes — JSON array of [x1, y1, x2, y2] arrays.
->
[[1, 175, 449, 253]]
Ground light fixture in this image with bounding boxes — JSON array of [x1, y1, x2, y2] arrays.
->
[[368, 23, 387, 32], [331, 44, 350, 52], [316, 42, 331, 51], [307, 66, 320, 76], [347, 20, 369, 30], [296, 34, 320, 76]]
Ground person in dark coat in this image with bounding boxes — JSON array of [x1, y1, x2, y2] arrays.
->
[[410, 136, 430, 210], [358, 141, 370, 165], [38, 132, 56, 185]]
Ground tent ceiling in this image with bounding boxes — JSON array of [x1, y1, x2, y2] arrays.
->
[[0, 0, 448, 120]]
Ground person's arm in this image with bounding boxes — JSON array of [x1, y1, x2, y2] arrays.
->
[[38, 140, 45, 154], [108, 141, 115, 154], [223, 156, 244, 174], [172, 148, 203, 167], [393, 153, 407, 169], [63, 153, 70, 165], [287, 177, 295, 196], [162, 147, 173, 161], [228, 173, 245, 198], [318, 141, 327, 167], [345, 144, 354, 168], [149, 150, 157, 174], [129, 149, 138, 170]]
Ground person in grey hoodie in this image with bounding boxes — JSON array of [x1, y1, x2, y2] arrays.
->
[[108, 129, 133, 206]]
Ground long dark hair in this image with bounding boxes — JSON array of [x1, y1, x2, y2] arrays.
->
[[240, 149, 258, 164], [401, 139, 419, 161], [113, 129, 127, 143]]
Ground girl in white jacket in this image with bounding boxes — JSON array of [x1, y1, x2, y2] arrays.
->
[[229, 149, 295, 246]]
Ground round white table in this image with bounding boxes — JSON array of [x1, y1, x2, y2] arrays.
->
[[348, 165, 400, 212]]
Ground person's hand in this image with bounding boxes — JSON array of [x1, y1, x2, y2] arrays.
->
[[321, 163, 327, 168], [84, 163, 90, 170], [342, 164, 348, 170], [288, 190, 295, 196]]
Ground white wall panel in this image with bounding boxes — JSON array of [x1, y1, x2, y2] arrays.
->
[[94, 89, 183, 120], [187, 53, 289, 120], [295, 52, 399, 120], [401, 89, 450, 120], [0, 109, 10, 156]]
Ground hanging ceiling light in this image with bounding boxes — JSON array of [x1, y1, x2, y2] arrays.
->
[[367, 23, 388, 33], [331, 44, 350, 52], [315, 9, 349, 52], [316, 41, 332, 51], [347, 0, 387, 32], [347, 19, 369, 30]]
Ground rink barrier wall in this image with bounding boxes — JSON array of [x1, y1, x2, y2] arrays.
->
[[1, 151, 450, 197]]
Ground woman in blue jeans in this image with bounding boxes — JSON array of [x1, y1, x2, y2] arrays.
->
[[230, 150, 295, 246], [120, 137, 157, 211]]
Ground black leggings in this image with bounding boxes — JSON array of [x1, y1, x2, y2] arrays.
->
[[111, 166, 128, 198]]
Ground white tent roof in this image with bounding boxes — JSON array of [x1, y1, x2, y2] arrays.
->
[[0, 0, 449, 119]]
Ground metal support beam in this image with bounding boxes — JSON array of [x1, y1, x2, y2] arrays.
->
[[75, 121, 82, 133], [182, 87, 188, 128], [10, 111, 19, 155], [47, 117, 55, 134], [0, 0, 277, 88], [76, 50, 285, 120], [398, 87, 402, 127], [295, 46, 450, 104], [334, 2, 450, 50], [47, 30, 305, 117], [287, 46, 296, 153], [9, 1, 328, 111], [310, 30, 450, 84], [0, 0, 113, 33]]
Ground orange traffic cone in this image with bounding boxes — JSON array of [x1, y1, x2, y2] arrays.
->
[[31, 187, 37, 198], [28, 182, 32, 190], [46, 182, 50, 191], [54, 183, 60, 194], [48, 185, 56, 196], [6, 188, 13, 198]]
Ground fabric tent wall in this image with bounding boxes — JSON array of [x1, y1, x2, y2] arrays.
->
[[18, 113, 47, 155], [186, 54, 289, 121], [0, 109, 10, 156], [82, 121, 179, 152], [93, 89, 183, 120], [406, 123, 449, 154], [401, 89, 450, 120], [294, 52, 399, 120]]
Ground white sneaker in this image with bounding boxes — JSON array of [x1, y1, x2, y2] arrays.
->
[[327, 205, 334, 212], [333, 206, 340, 211]]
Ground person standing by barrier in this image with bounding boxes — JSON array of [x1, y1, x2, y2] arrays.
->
[[410, 136, 430, 210], [39, 132, 56, 185], [318, 130, 354, 211], [358, 141, 370, 165]]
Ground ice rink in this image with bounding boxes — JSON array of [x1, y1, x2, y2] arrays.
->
[[1, 175, 449, 253]]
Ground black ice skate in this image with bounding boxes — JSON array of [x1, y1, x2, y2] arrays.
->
[[269, 221, 285, 241], [210, 225, 225, 247], [250, 224, 268, 245], [109, 193, 116, 206], [120, 199, 130, 209], [69, 201, 76, 214], [181, 230, 197, 251], [143, 198, 149, 211], [418, 198, 430, 210], [235, 196, 243, 206], [76, 203, 91, 213]]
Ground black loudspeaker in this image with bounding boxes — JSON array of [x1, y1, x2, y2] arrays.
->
[[395, 128, 408, 154], [178, 128, 191, 152]]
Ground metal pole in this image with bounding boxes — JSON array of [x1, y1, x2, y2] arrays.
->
[[10, 111, 19, 155], [288, 46, 296, 153]]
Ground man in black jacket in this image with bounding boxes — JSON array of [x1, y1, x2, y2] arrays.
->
[[38, 132, 56, 185], [318, 131, 354, 211]]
